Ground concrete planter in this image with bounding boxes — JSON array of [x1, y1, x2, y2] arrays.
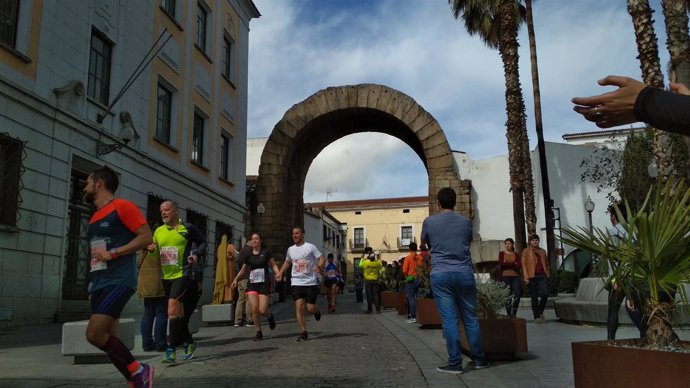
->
[[572, 340, 690, 388], [416, 298, 441, 328], [381, 291, 400, 309], [459, 317, 528, 360]]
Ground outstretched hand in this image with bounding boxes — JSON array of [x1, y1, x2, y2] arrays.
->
[[571, 75, 647, 128]]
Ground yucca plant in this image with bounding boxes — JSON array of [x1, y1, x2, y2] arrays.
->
[[562, 179, 690, 349]]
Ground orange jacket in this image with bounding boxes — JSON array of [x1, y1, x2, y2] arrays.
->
[[521, 246, 549, 281], [402, 251, 424, 277]]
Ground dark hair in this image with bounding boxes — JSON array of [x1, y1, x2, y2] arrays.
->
[[409, 242, 418, 251], [251, 231, 263, 241], [420, 243, 428, 252], [292, 226, 305, 233], [437, 187, 456, 209], [90, 166, 119, 193], [529, 234, 540, 241], [364, 246, 373, 253], [504, 238, 514, 245], [608, 201, 627, 222], [327, 253, 334, 258]]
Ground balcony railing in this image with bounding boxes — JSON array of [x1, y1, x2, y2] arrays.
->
[[349, 238, 368, 252]]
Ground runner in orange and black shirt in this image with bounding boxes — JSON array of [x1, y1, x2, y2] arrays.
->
[[84, 166, 153, 388]]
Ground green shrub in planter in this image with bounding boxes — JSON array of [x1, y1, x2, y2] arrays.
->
[[476, 279, 511, 319], [558, 270, 579, 293]]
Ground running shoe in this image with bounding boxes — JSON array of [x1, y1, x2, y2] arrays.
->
[[254, 331, 263, 341], [436, 365, 463, 375], [183, 341, 196, 360], [268, 314, 276, 330], [245, 321, 254, 327], [296, 331, 308, 341], [314, 309, 321, 321], [233, 323, 241, 327], [162, 347, 176, 363], [406, 318, 416, 324], [132, 363, 154, 388]]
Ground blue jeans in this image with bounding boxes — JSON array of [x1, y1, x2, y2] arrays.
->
[[430, 271, 485, 368], [529, 274, 549, 319], [405, 278, 421, 318], [141, 296, 168, 351]]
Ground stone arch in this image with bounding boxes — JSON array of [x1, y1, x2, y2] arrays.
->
[[255, 84, 471, 255]]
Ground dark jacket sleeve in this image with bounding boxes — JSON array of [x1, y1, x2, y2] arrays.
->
[[634, 87, 690, 135], [186, 223, 207, 265]]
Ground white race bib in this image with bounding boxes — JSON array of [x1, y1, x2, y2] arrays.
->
[[160, 246, 179, 266], [326, 269, 337, 278], [292, 259, 309, 275], [249, 268, 265, 283], [90, 239, 108, 272]]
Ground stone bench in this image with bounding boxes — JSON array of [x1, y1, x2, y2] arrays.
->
[[553, 278, 619, 324], [554, 279, 690, 325], [202, 303, 235, 324], [61, 318, 135, 364]]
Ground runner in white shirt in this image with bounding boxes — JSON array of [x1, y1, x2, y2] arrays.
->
[[277, 227, 325, 341]]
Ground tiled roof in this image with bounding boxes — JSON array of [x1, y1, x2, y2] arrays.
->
[[308, 196, 431, 210]]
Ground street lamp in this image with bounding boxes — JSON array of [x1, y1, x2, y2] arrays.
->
[[584, 196, 595, 233], [584, 196, 595, 276], [256, 203, 266, 214]]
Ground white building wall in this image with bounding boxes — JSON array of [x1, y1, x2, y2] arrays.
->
[[455, 141, 612, 263], [0, 0, 258, 327]]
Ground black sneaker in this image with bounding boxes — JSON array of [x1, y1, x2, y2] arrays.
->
[[268, 314, 276, 330], [253, 331, 263, 341], [296, 331, 308, 341], [473, 361, 490, 370], [436, 365, 463, 375], [314, 310, 321, 321]]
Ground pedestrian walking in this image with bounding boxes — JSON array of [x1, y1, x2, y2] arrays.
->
[[522, 234, 550, 324], [137, 247, 167, 352]]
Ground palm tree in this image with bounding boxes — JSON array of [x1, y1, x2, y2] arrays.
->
[[627, 0, 675, 180], [562, 180, 690, 349], [523, 0, 557, 272], [660, 0, 690, 182], [449, 0, 536, 253]]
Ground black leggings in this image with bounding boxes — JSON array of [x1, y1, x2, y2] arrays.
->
[[365, 280, 381, 312]]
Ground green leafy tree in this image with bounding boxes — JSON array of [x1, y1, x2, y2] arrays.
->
[[580, 130, 655, 212]]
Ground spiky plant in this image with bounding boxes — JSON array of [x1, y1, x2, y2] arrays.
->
[[562, 180, 690, 349]]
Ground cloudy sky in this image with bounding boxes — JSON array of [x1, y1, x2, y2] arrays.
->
[[247, 0, 670, 203]]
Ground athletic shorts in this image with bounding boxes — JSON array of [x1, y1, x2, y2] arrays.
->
[[324, 279, 339, 288], [90, 284, 135, 319], [247, 281, 271, 295], [291, 285, 319, 304], [163, 276, 193, 301]]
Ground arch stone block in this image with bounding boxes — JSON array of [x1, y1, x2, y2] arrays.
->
[[255, 84, 472, 256]]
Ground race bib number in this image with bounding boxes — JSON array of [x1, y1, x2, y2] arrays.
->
[[90, 239, 108, 272], [292, 259, 309, 275], [249, 268, 265, 283], [160, 246, 179, 266], [326, 269, 337, 279]]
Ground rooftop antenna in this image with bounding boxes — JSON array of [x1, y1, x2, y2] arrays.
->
[[326, 188, 337, 203]]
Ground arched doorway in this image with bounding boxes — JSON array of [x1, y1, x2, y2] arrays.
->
[[255, 84, 471, 256]]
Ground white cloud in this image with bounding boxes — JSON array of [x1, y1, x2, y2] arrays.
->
[[249, 0, 671, 201]]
